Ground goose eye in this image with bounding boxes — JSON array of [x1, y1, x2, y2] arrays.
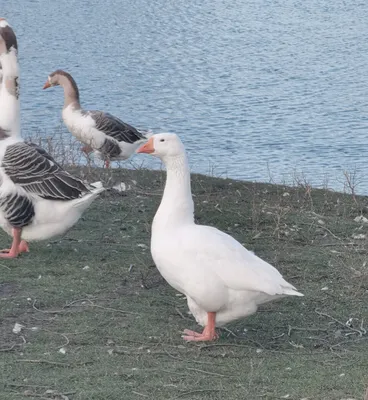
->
[[160, 139, 165, 142]]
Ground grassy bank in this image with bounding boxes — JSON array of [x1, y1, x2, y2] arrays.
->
[[0, 168, 367, 400]]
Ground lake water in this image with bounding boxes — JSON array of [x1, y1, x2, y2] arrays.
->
[[3, 0, 368, 193]]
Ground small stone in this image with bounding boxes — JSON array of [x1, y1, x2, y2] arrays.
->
[[58, 347, 66, 354], [354, 215, 368, 223], [12, 323, 24, 334], [112, 182, 127, 192], [352, 234, 366, 240], [345, 318, 353, 327], [82, 266, 90, 270]]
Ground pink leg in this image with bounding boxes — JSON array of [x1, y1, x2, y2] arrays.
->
[[104, 159, 110, 168], [0, 228, 27, 258], [183, 329, 203, 337], [19, 240, 30, 253], [182, 312, 219, 342]]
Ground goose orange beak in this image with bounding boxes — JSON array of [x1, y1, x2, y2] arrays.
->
[[137, 138, 155, 154], [42, 81, 51, 89]]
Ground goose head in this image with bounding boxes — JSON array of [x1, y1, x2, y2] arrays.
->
[[43, 70, 76, 90], [42, 70, 80, 107], [0, 18, 18, 55], [137, 133, 185, 160]]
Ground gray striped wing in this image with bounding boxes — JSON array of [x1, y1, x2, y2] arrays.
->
[[0, 192, 35, 228], [86, 110, 145, 144], [2, 142, 90, 200]]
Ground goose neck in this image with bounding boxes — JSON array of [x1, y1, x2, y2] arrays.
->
[[59, 75, 81, 109], [0, 50, 20, 138], [155, 153, 194, 228]]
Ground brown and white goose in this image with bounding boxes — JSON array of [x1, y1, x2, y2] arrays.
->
[[0, 18, 19, 137], [0, 18, 17, 88], [0, 19, 104, 258], [43, 70, 151, 168]]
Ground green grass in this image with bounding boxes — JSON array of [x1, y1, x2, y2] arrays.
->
[[0, 168, 367, 400]]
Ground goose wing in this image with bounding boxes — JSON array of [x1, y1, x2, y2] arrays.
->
[[179, 225, 303, 297], [86, 110, 146, 144], [2, 142, 89, 200]]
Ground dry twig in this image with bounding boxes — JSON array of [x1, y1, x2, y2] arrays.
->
[[15, 359, 71, 367], [315, 309, 366, 336], [175, 389, 226, 398]]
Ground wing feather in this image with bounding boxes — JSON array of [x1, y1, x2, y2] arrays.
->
[[2, 142, 90, 201], [178, 225, 300, 296], [85, 110, 146, 144], [0, 192, 35, 228]]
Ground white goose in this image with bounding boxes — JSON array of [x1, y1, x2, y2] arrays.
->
[[0, 19, 104, 258], [42, 70, 151, 168], [137, 133, 303, 342]]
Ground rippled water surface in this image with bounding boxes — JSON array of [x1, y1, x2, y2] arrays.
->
[[3, 0, 368, 192]]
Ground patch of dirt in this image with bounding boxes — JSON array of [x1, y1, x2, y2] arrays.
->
[[0, 281, 19, 298]]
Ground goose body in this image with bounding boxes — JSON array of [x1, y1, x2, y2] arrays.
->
[[43, 70, 150, 166], [0, 20, 104, 258], [0, 139, 103, 242], [152, 224, 300, 327], [137, 134, 303, 341]]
